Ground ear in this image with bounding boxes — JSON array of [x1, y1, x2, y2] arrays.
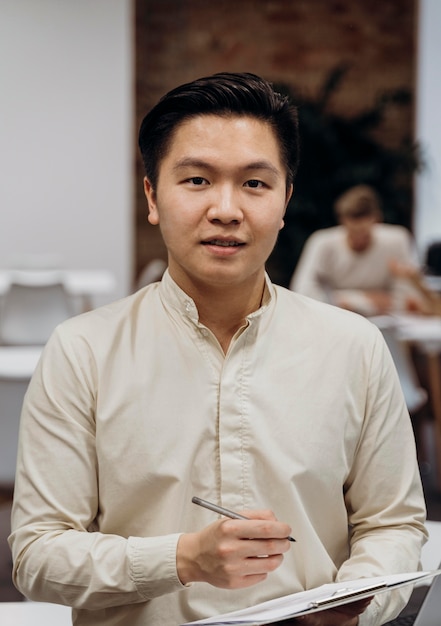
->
[[143, 177, 159, 225], [280, 184, 294, 230]]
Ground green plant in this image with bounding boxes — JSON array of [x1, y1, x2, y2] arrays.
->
[[267, 65, 424, 287]]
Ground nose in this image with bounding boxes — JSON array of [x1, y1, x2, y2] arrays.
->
[[207, 185, 243, 224]]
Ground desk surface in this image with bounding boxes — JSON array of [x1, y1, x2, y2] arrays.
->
[[425, 275, 441, 292], [393, 313, 441, 343], [0, 346, 43, 378], [369, 313, 441, 350], [0, 602, 71, 624]]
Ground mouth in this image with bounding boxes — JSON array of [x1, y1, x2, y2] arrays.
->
[[202, 239, 244, 247]]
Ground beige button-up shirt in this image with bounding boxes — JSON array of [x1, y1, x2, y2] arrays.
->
[[9, 271, 427, 625]]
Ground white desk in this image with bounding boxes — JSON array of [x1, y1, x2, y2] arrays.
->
[[0, 346, 43, 378], [394, 314, 441, 350], [425, 275, 441, 293], [0, 602, 71, 625]]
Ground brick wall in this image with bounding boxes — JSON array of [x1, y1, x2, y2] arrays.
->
[[134, 0, 417, 285]]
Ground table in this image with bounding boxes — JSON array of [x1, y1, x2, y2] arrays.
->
[[425, 275, 441, 293], [0, 601, 71, 625], [0, 346, 43, 379]]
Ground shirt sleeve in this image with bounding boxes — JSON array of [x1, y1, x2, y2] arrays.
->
[[8, 325, 186, 609], [336, 327, 428, 625]]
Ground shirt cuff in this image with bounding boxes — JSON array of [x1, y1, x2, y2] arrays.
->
[[128, 533, 187, 600]]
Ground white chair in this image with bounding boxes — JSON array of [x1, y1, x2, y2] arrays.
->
[[0, 270, 74, 345], [382, 328, 428, 416], [370, 316, 429, 464], [0, 347, 42, 491], [136, 259, 167, 290], [370, 316, 428, 414], [6, 252, 63, 271]]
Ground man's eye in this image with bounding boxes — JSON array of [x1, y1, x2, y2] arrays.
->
[[188, 177, 207, 185], [245, 179, 264, 189]]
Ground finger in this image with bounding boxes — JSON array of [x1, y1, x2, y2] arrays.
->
[[247, 539, 291, 559], [243, 553, 285, 576], [241, 508, 278, 521], [222, 517, 293, 542], [214, 554, 285, 589], [222, 531, 292, 560]]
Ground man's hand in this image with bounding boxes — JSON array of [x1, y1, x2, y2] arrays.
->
[[177, 509, 292, 588], [277, 596, 372, 625]]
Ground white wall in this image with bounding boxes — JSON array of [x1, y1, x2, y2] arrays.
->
[[0, 0, 133, 304], [414, 0, 441, 262]]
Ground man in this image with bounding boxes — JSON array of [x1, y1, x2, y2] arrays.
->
[[9, 73, 426, 626], [290, 185, 423, 315]]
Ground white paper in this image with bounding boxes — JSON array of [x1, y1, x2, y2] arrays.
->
[[182, 570, 441, 625]]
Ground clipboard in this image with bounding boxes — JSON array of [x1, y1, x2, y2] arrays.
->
[[181, 570, 441, 625]]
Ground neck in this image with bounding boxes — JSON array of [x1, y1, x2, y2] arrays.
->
[[173, 273, 266, 353]]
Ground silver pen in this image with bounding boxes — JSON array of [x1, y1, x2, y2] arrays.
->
[[192, 496, 296, 542]]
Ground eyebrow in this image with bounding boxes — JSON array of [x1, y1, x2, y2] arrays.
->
[[172, 157, 281, 177]]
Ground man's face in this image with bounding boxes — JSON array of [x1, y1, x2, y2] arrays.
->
[[341, 214, 377, 253], [144, 114, 292, 294]]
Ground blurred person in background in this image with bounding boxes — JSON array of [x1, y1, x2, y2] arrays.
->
[[290, 184, 424, 316]]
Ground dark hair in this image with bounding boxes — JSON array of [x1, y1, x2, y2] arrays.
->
[[138, 72, 299, 190]]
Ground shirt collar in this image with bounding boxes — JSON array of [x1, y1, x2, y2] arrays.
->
[[159, 269, 275, 324]]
